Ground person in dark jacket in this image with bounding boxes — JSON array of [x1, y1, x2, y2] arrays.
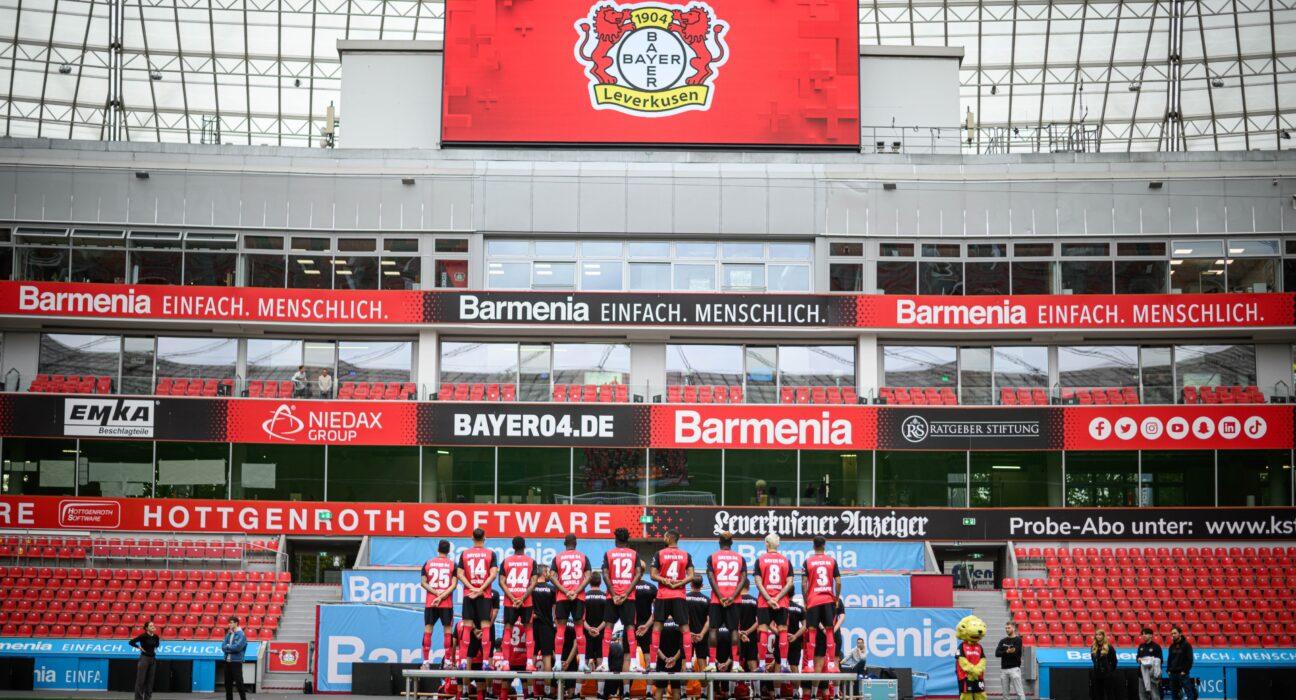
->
[[995, 621, 1025, 700], [1167, 626, 1197, 700], [129, 620, 161, 700], [1089, 629, 1119, 700], [221, 617, 248, 700], [1135, 627, 1164, 700]]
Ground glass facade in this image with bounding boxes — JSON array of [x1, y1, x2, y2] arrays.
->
[[2, 437, 1287, 506]]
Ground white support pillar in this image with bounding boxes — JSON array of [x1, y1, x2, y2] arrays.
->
[[416, 329, 440, 400], [857, 333, 879, 401]]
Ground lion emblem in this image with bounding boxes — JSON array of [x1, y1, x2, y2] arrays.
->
[[577, 6, 636, 84], [670, 7, 726, 85]]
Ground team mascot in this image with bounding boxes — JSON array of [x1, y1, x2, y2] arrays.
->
[[954, 615, 988, 700]]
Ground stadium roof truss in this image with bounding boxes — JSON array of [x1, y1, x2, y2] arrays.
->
[[0, 0, 1292, 152]]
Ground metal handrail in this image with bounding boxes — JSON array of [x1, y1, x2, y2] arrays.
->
[[401, 668, 874, 700]]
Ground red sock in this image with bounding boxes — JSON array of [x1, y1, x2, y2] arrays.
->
[[682, 630, 694, 662], [444, 629, 455, 663], [554, 624, 567, 664], [526, 625, 535, 660], [805, 629, 817, 665], [709, 642, 718, 663], [576, 629, 587, 657], [602, 630, 612, 659], [758, 630, 769, 664], [501, 623, 514, 660], [480, 627, 493, 662], [731, 639, 740, 665], [457, 626, 471, 664], [423, 630, 433, 663], [649, 627, 661, 663], [824, 632, 835, 662], [778, 629, 789, 663], [624, 630, 637, 661]]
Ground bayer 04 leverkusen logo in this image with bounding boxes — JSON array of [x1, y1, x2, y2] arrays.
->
[[574, 2, 728, 117]]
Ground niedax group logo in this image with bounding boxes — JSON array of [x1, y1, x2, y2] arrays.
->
[[261, 404, 305, 442], [574, 2, 728, 116]]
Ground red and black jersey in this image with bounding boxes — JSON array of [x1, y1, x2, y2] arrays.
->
[[603, 547, 641, 598], [755, 551, 792, 609], [552, 549, 591, 602], [458, 546, 499, 598], [422, 556, 456, 609], [499, 553, 536, 607], [652, 547, 693, 600], [707, 549, 747, 604], [802, 553, 841, 608]]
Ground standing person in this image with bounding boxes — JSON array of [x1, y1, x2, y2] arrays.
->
[[995, 622, 1026, 700], [316, 368, 333, 398], [1167, 626, 1196, 700], [705, 531, 748, 671], [584, 573, 610, 671], [499, 536, 538, 671], [784, 598, 806, 700], [456, 528, 499, 668], [420, 540, 457, 669], [1136, 627, 1164, 700], [634, 577, 658, 670], [801, 536, 842, 672], [648, 530, 696, 668], [291, 366, 308, 397], [685, 577, 711, 670], [129, 620, 160, 700], [602, 527, 644, 670], [736, 589, 760, 695], [530, 564, 557, 699], [653, 620, 685, 700], [551, 534, 593, 671], [221, 618, 248, 700], [755, 533, 794, 672], [1089, 630, 1119, 700]]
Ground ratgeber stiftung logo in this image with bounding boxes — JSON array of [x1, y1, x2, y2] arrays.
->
[[574, 2, 728, 116]]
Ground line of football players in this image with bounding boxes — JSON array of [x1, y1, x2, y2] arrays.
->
[[420, 527, 846, 698]]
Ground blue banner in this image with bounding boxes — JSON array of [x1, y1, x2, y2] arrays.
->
[[0, 638, 261, 660], [33, 657, 107, 691], [842, 607, 970, 698], [316, 604, 430, 693], [1034, 647, 1296, 699], [677, 540, 924, 573], [840, 575, 910, 608], [370, 537, 616, 568]]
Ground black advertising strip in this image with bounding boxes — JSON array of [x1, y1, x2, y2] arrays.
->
[[425, 291, 858, 326], [876, 406, 1063, 450], [644, 506, 1296, 541], [0, 393, 63, 438], [424, 402, 648, 447]]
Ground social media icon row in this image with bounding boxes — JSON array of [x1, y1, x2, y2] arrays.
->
[[1087, 415, 1267, 442]]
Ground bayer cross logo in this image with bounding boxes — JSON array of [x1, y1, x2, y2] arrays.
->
[[900, 415, 929, 443]]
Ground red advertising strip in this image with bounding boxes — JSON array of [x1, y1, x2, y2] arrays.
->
[[0, 281, 425, 324], [860, 293, 1296, 330], [442, 0, 860, 146], [267, 642, 310, 673], [0, 495, 645, 538], [1062, 404, 1293, 451], [224, 399, 424, 446], [649, 404, 877, 450]]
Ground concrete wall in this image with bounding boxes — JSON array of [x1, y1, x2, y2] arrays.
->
[[2, 139, 1293, 240], [338, 41, 443, 149], [859, 46, 963, 154]]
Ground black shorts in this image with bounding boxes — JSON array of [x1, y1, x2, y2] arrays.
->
[[534, 622, 556, 656], [654, 659, 682, 688], [462, 596, 495, 624], [787, 643, 802, 667], [740, 640, 758, 664], [757, 607, 787, 626], [604, 598, 637, 628], [805, 603, 836, 629], [424, 606, 453, 627], [653, 598, 689, 626], [584, 629, 604, 659], [554, 599, 586, 623], [708, 603, 741, 632], [503, 606, 533, 626]]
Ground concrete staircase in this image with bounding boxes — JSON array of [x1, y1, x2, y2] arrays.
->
[[261, 583, 341, 693], [954, 589, 1032, 698]]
